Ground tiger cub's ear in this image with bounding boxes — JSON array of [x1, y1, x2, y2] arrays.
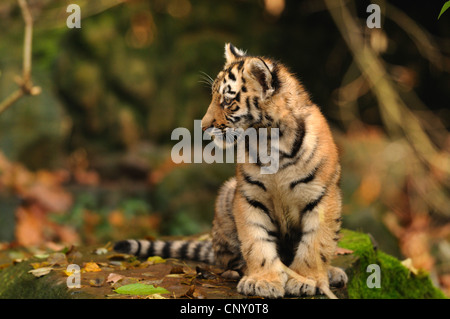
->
[[224, 43, 246, 64], [246, 58, 274, 100]]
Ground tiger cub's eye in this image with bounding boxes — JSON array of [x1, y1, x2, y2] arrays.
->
[[223, 96, 233, 105]]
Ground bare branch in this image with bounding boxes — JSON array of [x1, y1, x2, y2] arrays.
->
[[18, 0, 32, 83], [0, 0, 41, 116], [324, 0, 450, 216]]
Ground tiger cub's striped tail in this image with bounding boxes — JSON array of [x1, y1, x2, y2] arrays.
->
[[113, 239, 215, 264]]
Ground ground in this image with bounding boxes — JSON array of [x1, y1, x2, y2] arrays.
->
[[0, 229, 445, 299]]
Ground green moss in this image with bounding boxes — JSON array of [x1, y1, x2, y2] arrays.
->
[[339, 229, 446, 299], [0, 261, 72, 299]]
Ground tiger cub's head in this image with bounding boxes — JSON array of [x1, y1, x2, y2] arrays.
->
[[201, 43, 280, 147]]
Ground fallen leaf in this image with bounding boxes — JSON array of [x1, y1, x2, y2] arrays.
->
[[62, 269, 76, 277], [28, 267, 53, 277], [83, 262, 102, 272], [182, 285, 204, 299], [9, 251, 26, 260], [34, 253, 50, 260], [114, 283, 169, 295], [196, 266, 216, 280], [89, 277, 105, 287], [48, 252, 68, 266], [106, 273, 125, 284], [96, 262, 110, 267], [96, 248, 109, 255], [146, 256, 166, 265], [108, 261, 125, 268], [166, 274, 184, 278], [335, 247, 354, 255], [31, 262, 49, 269], [67, 251, 83, 263]]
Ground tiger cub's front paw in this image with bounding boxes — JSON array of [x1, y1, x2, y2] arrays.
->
[[328, 266, 348, 288], [237, 273, 286, 298], [284, 277, 317, 296]]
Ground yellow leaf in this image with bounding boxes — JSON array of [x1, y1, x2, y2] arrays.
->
[[62, 269, 74, 277], [31, 262, 49, 269], [83, 262, 102, 272], [146, 256, 166, 264]]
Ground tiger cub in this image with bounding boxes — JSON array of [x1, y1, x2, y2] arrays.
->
[[114, 43, 347, 298]]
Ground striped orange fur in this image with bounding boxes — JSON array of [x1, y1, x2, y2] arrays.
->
[[115, 44, 347, 298]]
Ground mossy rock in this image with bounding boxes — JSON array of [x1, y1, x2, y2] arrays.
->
[[0, 229, 446, 299], [338, 229, 446, 299], [0, 260, 74, 299]]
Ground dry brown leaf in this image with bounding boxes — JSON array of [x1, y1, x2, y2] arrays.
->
[[47, 252, 68, 266], [182, 285, 204, 299], [107, 273, 125, 284], [89, 276, 105, 287], [195, 266, 217, 280], [335, 247, 354, 255]]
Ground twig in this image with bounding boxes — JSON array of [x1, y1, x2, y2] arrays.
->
[[19, 0, 32, 83], [0, 0, 41, 116]]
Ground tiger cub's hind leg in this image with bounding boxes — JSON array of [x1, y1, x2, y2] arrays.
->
[[212, 178, 246, 278]]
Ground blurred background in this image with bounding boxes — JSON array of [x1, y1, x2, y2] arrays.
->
[[0, 0, 449, 294]]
